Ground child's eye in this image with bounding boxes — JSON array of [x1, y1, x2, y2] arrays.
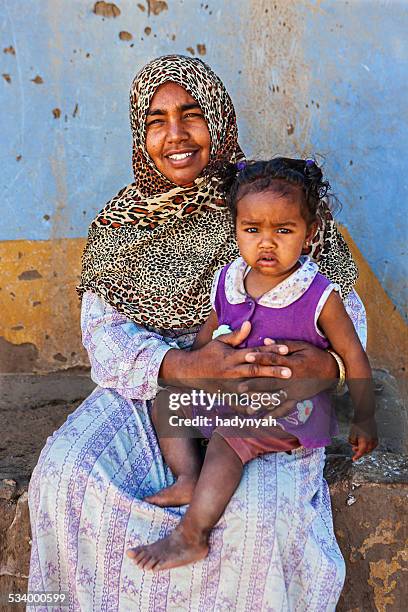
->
[[245, 227, 258, 233], [276, 228, 291, 234]]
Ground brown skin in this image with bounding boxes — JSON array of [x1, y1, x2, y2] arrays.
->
[[318, 291, 378, 460], [128, 191, 377, 572], [236, 190, 317, 295], [145, 82, 211, 186]]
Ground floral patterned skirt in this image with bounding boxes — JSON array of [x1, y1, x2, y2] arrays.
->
[[28, 386, 345, 611]]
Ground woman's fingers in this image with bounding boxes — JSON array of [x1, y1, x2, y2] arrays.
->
[[245, 351, 292, 368], [236, 363, 292, 379], [246, 343, 289, 358]]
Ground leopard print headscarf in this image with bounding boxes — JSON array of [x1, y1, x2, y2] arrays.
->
[[78, 54, 357, 330], [78, 55, 243, 329]]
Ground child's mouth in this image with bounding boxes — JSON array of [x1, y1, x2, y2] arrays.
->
[[257, 256, 278, 267]]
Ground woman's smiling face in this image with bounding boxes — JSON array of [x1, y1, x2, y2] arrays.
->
[[145, 82, 211, 186]]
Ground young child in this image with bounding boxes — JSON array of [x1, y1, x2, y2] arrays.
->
[[128, 157, 378, 572]]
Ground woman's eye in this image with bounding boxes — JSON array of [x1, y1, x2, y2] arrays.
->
[[146, 118, 163, 126], [185, 113, 204, 119]]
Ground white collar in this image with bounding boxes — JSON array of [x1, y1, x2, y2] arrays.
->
[[224, 255, 319, 308]]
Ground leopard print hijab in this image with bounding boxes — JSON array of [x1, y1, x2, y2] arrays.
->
[[78, 54, 357, 330], [78, 55, 243, 329]]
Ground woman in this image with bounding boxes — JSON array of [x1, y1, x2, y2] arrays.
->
[[28, 55, 366, 611]]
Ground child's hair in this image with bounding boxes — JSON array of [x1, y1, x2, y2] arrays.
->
[[219, 157, 332, 225]]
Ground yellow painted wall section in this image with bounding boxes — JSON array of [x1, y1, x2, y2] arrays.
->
[[340, 226, 407, 379], [0, 232, 407, 375], [0, 238, 87, 372]]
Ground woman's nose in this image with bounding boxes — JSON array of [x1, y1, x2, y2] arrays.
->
[[166, 119, 188, 143]]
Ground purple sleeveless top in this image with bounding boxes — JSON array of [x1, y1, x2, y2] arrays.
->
[[213, 260, 339, 448]]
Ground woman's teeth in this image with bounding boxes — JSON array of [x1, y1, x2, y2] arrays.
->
[[168, 152, 194, 160]]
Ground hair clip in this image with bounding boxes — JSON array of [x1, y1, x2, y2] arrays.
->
[[305, 158, 315, 167], [236, 161, 247, 171]]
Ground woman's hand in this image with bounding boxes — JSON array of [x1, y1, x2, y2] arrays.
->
[[193, 322, 295, 380], [238, 339, 339, 401], [160, 326, 340, 413], [160, 322, 293, 388], [245, 338, 338, 380]]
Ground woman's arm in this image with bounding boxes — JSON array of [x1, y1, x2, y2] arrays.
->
[[82, 292, 289, 401], [81, 291, 181, 400]]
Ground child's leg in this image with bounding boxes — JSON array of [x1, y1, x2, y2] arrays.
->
[[144, 390, 202, 507], [128, 432, 243, 571]]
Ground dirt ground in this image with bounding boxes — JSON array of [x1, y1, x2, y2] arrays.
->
[[0, 372, 95, 484]]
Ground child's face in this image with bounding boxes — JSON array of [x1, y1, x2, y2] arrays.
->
[[235, 189, 316, 278]]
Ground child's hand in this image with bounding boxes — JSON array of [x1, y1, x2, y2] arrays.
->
[[348, 419, 378, 461]]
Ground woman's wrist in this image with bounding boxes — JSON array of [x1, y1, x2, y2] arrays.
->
[[159, 347, 200, 387]]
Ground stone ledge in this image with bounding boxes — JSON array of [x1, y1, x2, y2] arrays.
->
[[325, 452, 408, 611]]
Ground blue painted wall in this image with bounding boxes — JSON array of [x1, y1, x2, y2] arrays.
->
[[1, 0, 407, 319], [304, 0, 408, 321], [1, 0, 246, 240]]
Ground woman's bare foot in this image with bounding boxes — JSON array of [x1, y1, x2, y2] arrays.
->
[[143, 475, 198, 507], [126, 525, 208, 571]]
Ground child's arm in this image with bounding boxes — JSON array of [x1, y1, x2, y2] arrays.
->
[[191, 309, 219, 350], [318, 290, 378, 461]]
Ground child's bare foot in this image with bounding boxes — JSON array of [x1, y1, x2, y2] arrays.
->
[[143, 475, 198, 507], [126, 525, 208, 571]]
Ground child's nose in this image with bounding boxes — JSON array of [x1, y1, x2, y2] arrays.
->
[[260, 230, 277, 248]]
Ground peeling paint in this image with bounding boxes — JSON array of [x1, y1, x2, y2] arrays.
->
[[144, 27, 152, 36], [30, 75, 43, 84], [2, 73, 11, 83], [18, 270, 42, 281], [196, 44, 206, 56], [186, 47, 195, 56], [3, 46, 15, 55], [119, 31, 133, 41], [0, 239, 88, 373], [368, 549, 408, 612], [358, 520, 399, 558], [342, 226, 408, 378], [93, 1, 121, 18], [0, 337, 39, 373], [147, 0, 168, 16], [52, 108, 61, 119]]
